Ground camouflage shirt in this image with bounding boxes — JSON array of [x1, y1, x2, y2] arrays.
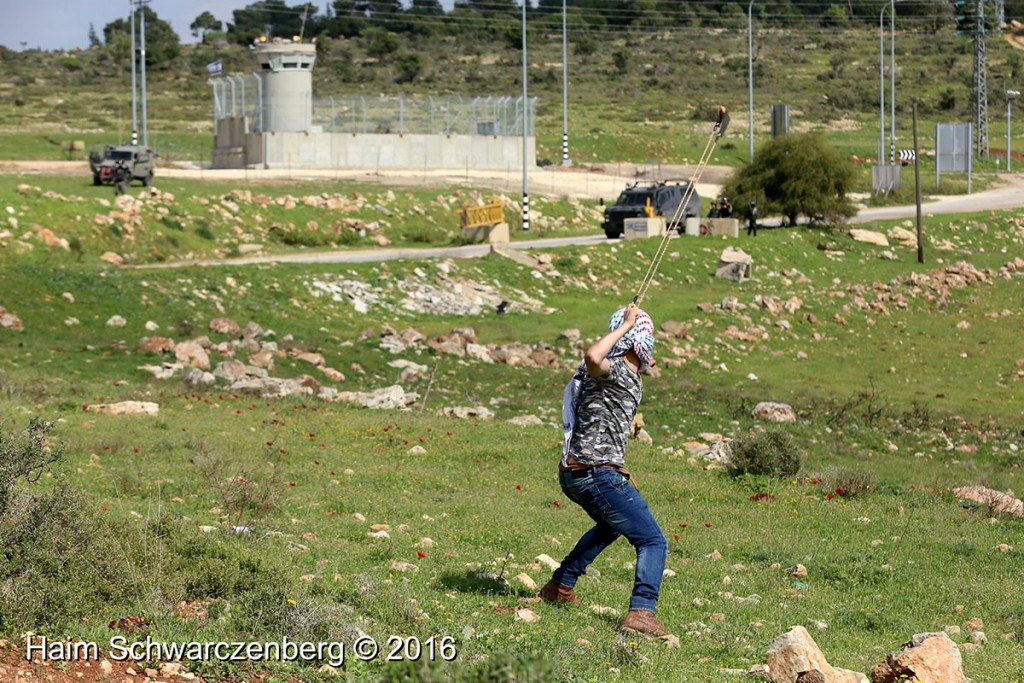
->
[[565, 358, 643, 468]]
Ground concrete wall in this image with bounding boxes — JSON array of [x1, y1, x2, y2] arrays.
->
[[250, 132, 536, 171], [212, 117, 264, 168]]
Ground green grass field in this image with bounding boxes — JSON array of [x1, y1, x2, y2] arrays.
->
[[2, 172, 1023, 681]]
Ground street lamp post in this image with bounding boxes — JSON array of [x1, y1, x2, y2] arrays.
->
[[1010, 89, 1020, 172], [747, 0, 755, 162], [879, 4, 887, 163]]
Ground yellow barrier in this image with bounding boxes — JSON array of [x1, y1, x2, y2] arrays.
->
[[456, 196, 504, 229]]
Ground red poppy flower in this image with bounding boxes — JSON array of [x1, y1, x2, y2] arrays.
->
[[314, 460, 320, 465], [266, 441, 273, 446], [417, 551, 427, 558], [553, 500, 561, 507], [674, 534, 680, 540], [419, 436, 425, 442], [826, 493, 834, 499], [705, 523, 712, 528], [516, 485, 523, 491], [289, 482, 296, 487], [835, 488, 844, 497]]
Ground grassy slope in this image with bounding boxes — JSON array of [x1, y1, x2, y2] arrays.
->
[[1, 172, 1023, 680]]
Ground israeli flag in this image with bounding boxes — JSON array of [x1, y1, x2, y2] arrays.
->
[[206, 60, 222, 76]]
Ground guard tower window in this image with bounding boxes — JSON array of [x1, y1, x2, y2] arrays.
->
[[283, 62, 298, 69]]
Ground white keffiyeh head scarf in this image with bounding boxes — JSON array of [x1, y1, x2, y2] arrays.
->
[[606, 306, 655, 371]]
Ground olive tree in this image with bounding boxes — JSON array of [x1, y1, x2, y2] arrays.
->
[[721, 133, 856, 226]]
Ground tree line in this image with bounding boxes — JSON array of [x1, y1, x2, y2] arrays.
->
[[94, 0, 1024, 70]]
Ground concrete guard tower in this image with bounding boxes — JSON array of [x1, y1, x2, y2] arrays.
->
[[255, 40, 316, 133], [210, 37, 534, 171]]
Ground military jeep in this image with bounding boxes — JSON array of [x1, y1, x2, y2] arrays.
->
[[601, 180, 702, 239], [89, 145, 156, 187]]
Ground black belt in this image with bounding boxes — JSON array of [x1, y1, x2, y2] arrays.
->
[[561, 465, 627, 479]]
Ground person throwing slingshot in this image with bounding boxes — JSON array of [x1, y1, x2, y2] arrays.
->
[[539, 303, 673, 639]]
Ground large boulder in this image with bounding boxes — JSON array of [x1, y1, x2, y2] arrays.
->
[[138, 336, 175, 355], [86, 401, 159, 416], [174, 340, 211, 370], [0, 306, 24, 332], [870, 633, 967, 683], [336, 385, 419, 410], [213, 359, 249, 381], [849, 229, 889, 247], [752, 401, 797, 423], [767, 626, 869, 683], [209, 317, 242, 336]]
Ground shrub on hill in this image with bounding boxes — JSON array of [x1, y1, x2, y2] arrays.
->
[[728, 429, 803, 478]]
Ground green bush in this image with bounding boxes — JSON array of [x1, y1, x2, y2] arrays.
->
[[0, 419, 143, 629], [727, 429, 803, 477]]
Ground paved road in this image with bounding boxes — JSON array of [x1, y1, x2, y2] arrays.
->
[[136, 173, 1023, 269], [850, 174, 1024, 223], [133, 234, 610, 268]]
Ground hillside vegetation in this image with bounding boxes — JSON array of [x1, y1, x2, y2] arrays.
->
[[1, 169, 1023, 680], [1, 22, 1021, 167]]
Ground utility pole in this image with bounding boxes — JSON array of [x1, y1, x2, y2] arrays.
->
[[521, 0, 529, 232], [139, 0, 149, 147], [973, 0, 989, 158], [1010, 89, 1020, 172], [560, 0, 570, 166], [747, 0, 755, 162], [130, 0, 137, 144], [889, 0, 896, 163]]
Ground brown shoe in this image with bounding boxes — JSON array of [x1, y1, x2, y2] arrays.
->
[[538, 580, 580, 605], [621, 609, 671, 638]]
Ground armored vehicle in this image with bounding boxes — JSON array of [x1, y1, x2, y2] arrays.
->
[[601, 180, 701, 239], [89, 145, 156, 187]]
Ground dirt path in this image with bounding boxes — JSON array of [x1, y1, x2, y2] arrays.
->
[[0, 159, 728, 202]]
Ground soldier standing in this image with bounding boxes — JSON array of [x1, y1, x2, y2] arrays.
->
[[747, 200, 758, 236]]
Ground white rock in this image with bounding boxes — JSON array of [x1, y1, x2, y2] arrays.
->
[[389, 560, 419, 573], [535, 554, 560, 570], [144, 320, 159, 331], [513, 573, 537, 591], [514, 608, 540, 623], [86, 401, 159, 416], [106, 315, 127, 327]]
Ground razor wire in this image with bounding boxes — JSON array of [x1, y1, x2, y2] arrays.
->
[[633, 107, 731, 306]]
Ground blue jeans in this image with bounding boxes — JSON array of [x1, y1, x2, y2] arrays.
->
[[551, 468, 667, 613]]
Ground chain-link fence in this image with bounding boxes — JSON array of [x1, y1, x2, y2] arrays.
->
[[210, 74, 263, 128], [311, 96, 536, 137], [209, 77, 536, 138]]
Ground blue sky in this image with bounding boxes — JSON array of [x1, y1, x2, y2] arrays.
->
[[0, 1, 457, 52]]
